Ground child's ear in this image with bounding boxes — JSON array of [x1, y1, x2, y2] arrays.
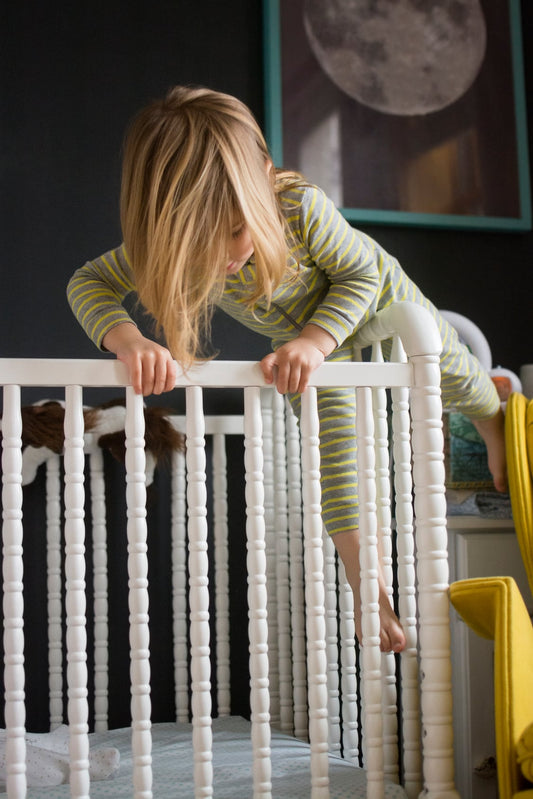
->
[[265, 159, 273, 174]]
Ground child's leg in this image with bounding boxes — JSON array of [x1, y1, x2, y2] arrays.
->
[[470, 407, 507, 492], [332, 528, 406, 654], [431, 307, 507, 492]]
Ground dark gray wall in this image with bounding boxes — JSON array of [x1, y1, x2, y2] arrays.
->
[[2, 0, 532, 377]]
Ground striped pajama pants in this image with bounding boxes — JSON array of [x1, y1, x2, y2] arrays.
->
[[285, 304, 500, 535]]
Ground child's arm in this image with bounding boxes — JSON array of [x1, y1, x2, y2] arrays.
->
[[260, 323, 337, 394], [68, 246, 176, 395], [102, 322, 177, 396]]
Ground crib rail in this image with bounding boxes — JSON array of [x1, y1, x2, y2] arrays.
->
[[0, 303, 457, 799]]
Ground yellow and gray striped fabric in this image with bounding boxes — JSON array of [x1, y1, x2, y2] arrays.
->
[[67, 183, 499, 533]]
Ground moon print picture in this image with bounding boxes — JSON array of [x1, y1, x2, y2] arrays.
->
[[266, 0, 530, 229]]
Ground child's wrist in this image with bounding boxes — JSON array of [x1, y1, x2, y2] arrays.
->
[[298, 324, 336, 358]]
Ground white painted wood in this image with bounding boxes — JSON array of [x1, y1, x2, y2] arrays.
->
[[391, 339, 423, 799], [272, 391, 293, 735], [356, 386, 384, 799], [46, 454, 63, 730], [0, 301, 459, 799], [409, 353, 459, 799], [285, 403, 308, 741], [448, 521, 521, 799], [244, 386, 272, 798], [2, 385, 26, 799], [212, 432, 231, 717], [337, 561, 359, 764], [171, 448, 189, 722], [125, 387, 152, 799], [370, 346, 399, 786], [323, 532, 341, 756], [300, 387, 330, 799], [0, 357, 411, 389], [261, 390, 279, 727], [63, 384, 90, 799], [90, 447, 109, 733], [186, 385, 214, 797]]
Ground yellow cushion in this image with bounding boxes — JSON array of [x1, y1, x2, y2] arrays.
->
[[518, 721, 533, 782], [526, 399, 533, 485], [450, 576, 533, 799], [506, 393, 533, 598]]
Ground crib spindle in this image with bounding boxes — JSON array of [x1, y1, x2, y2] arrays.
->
[[409, 355, 459, 799], [64, 384, 90, 799], [125, 387, 152, 799], [324, 532, 341, 756], [285, 404, 308, 742], [186, 385, 214, 797], [337, 562, 359, 764], [244, 386, 272, 798], [90, 447, 109, 733], [370, 366, 400, 785], [356, 385, 385, 799], [212, 431, 231, 717], [2, 385, 26, 799], [260, 391, 279, 729], [391, 338, 423, 799], [300, 387, 330, 799], [171, 446, 189, 722], [272, 391, 293, 735], [46, 454, 63, 731]]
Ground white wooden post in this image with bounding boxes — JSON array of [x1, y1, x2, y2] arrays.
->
[[213, 431, 231, 717], [300, 387, 330, 799], [272, 391, 293, 735], [46, 454, 63, 730], [125, 388, 152, 799], [2, 385, 26, 799], [64, 384, 90, 799], [244, 386, 272, 797], [410, 354, 459, 799], [90, 448, 109, 733], [171, 448, 189, 722], [356, 385, 384, 799], [285, 404, 308, 741], [391, 337, 422, 799], [186, 386, 213, 797]]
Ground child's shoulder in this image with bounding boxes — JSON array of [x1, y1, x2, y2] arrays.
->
[[278, 182, 328, 215]]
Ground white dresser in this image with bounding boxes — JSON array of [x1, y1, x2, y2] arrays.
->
[[448, 516, 532, 799]]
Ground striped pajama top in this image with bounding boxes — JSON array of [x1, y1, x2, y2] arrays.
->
[[67, 184, 499, 533]]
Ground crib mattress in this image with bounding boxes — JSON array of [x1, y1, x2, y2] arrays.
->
[[2, 716, 408, 798]]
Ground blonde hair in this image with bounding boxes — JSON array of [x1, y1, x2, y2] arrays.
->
[[120, 85, 303, 366]]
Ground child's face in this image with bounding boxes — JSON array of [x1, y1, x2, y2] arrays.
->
[[226, 224, 254, 275]]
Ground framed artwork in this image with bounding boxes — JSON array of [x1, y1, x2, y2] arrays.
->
[[263, 0, 531, 231]]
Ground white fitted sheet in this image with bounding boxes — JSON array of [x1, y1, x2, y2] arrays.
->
[[1, 717, 408, 798]]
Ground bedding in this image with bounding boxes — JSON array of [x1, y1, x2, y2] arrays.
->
[[2, 718, 407, 798]]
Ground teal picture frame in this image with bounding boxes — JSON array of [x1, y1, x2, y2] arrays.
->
[[263, 0, 531, 231]]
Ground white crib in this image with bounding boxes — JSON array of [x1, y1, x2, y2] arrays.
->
[[0, 303, 459, 799]]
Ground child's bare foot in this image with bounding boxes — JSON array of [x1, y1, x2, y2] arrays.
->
[[471, 408, 507, 492], [333, 528, 407, 654]]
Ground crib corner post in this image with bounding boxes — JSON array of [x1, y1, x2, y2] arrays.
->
[[409, 354, 460, 799]]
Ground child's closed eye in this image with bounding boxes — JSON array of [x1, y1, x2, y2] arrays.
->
[[231, 225, 245, 239]]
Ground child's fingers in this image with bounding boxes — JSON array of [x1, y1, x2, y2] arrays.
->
[[259, 353, 276, 385], [152, 356, 177, 395], [127, 355, 144, 395]]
